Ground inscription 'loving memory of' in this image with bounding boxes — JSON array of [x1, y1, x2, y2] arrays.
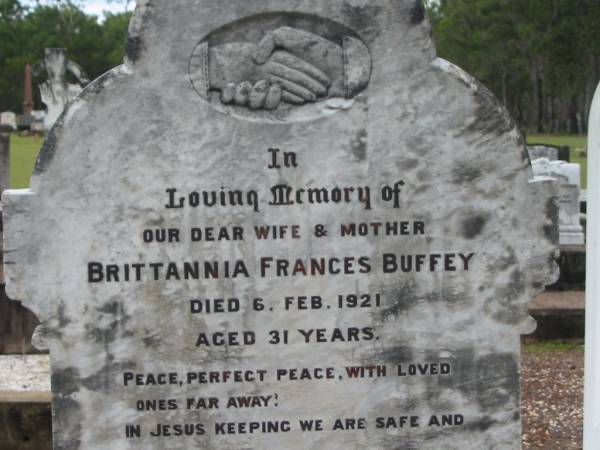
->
[[3, 1, 557, 449], [88, 151, 475, 283]]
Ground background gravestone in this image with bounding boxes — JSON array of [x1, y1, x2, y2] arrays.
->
[[4, 1, 557, 449], [532, 158, 585, 246], [0, 112, 17, 131], [527, 144, 570, 163], [38, 48, 89, 133]]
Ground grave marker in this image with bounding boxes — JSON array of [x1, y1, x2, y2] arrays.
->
[[38, 48, 89, 132], [584, 82, 600, 449], [532, 158, 585, 246], [3, 1, 558, 448], [0, 112, 17, 131], [527, 144, 570, 162]]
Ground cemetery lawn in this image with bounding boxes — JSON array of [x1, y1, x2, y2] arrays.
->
[[7, 134, 588, 189], [9, 134, 43, 189], [527, 134, 588, 188]]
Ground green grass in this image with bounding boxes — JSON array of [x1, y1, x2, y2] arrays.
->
[[9, 134, 42, 189], [523, 340, 584, 353], [527, 134, 588, 188], [5, 133, 590, 189]]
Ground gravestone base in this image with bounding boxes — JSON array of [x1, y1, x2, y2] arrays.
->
[[0, 284, 42, 354], [549, 247, 586, 291], [559, 228, 585, 247], [0, 393, 52, 450]]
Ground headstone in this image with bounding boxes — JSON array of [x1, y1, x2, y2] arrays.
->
[[584, 82, 600, 449], [532, 158, 585, 246], [38, 48, 89, 132], [3, 2, 558, 449], [29, 121, 44, 134], [527, 144, 570, 162], [31, 110, 46, 121], [0, 112, 17, 131]]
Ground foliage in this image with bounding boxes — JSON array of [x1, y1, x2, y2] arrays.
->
[[0, 0, 131, 112], [1, 0, 598, 135], [427, 0, 600, 134]]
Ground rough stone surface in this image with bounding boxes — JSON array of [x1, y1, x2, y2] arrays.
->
[[3, 1, 557, 449], [0, 355, 50, 392]]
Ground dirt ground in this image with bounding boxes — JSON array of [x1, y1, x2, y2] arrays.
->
[[522, 341, 584, 449]]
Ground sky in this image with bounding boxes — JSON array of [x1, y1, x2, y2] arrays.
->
[[23, 0, 134, 20]]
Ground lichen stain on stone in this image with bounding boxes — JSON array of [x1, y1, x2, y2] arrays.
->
[[34, 122, 60, 174], [463, 416, 496, 432], [509, 268, 526, 294], [81, 70, 123, 99], [500, 169, 519, 182], [488, 268, 527, 324], [143, 333, 162, 348], [52, 396, 82, 450], [96, 301, 124, 315], [544, 196, 560, 244], [399, 158, 419, 171], [492, 303, 527, 325], [415, 184, 431, 195], [493, 248, 517, 271], [86, 301, 132, 344], [461, 214, 488, 239], [52, 367, 81, 396], [410, 0, 426, 24], [466, 83, 515, 136], [81, 361, 136, 393], [341, 3, 382, 39], [86, 322, 119, 344], [452, 162, 483, 185], [126, 36, 143, 63], [417, 168, 431, 181], [52, 302, 72, 329], [440, 351, 519, 413], [349, 129, 367, 160], [440, 283, 469, 306], [377, 280, 419, 320], [370, 345, 414, 365]]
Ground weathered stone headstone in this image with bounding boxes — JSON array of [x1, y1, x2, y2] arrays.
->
[[38, 48, 89, 132], [532, 158, 585, 246], [527, 144, 570, 163], [0, 112, 17, 131], [3, 1, 557, 448], [29, 121, 45, 135]]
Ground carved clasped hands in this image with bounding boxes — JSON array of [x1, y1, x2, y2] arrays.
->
[[191, 26, 371, 110]]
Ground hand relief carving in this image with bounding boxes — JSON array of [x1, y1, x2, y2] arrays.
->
[[190, 25, 371, 111]]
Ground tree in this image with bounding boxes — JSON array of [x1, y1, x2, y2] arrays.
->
[[429, 0, 600, 134], [0, 0, 131, 112]]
